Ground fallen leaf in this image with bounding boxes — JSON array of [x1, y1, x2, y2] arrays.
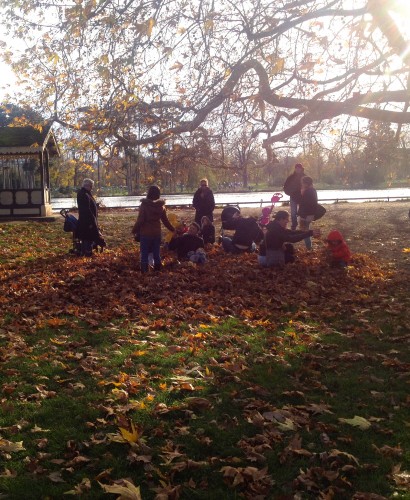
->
[[48, 471, 65, 483], [119, 421, 140, 444], [0, 439, 25, 452], [338, 416, 371, 430], [99, 479, 142, 499]]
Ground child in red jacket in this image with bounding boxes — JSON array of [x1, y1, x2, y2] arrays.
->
[[326, 230, 351, 267]]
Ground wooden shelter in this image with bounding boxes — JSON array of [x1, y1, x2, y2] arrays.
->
[[0, 124, 60, 217]]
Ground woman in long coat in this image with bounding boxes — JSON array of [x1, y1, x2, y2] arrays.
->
[[192, 178, 215, 225], [297, 176, 318, 250], [76, 178, 100, 256]]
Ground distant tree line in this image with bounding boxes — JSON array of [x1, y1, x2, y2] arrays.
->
[[1, 104, 408, 196], [50, 119, 409, 195]]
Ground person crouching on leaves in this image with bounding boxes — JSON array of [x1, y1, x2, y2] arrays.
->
[[261, 210, 320, 268], [326, 230, 351, 268], [221, 212, 264, 254], [132, 185, 175, 273]]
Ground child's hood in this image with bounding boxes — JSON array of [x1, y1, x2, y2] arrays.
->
[[140, 198, 166, 217], [327, 230, 345, 242], [141, 198, 165, 207]]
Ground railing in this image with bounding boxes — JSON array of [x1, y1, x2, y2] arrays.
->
[[52, 195, 410, 212], [160, 196, 410, 209]]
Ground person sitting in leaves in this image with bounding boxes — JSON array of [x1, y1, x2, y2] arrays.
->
[[260, 210, 320, 268], [221, 212, 264, 254], [326, 230, 351, 268], [169, 222, 206, 262], [200, 215, 216, 245]]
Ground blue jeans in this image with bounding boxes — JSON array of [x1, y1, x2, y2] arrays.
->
[[140, 235, 161, 272], [290, 199, 299, 230], [299, 216, 314, 249]]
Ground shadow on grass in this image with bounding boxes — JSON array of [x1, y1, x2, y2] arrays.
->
[[0, 240, 409, 498]]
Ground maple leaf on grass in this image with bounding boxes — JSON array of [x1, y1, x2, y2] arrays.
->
[[118, 420, 140, 444], [48, 471, 65, 483], [372, 444, 403, 457], [184, 397, 213, 411], [390, 463, 410, 488], [99, 479, 142, 499], [338, 416, 371, 430], [64, 477, 92, 495], [0, 439, 25, 453]]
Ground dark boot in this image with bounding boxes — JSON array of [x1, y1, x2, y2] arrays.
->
[[141, 263, 149, 273]]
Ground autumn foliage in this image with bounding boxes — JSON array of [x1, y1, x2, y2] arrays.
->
[[0, 204, 409, 498]]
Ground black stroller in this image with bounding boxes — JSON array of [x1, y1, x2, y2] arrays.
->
[[60, 209, 106, 255], [60, 209, 82, 255]]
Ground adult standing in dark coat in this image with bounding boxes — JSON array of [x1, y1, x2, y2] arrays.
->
[[192, 178, 215, 225], [76, 178, 101, 257], [298, 176, 319, 250], [283, 163, 305, 230]]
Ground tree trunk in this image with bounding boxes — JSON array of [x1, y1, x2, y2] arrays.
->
[[242, 164, 248, 188]]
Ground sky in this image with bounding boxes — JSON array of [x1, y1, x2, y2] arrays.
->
[[0, 61, 16, 100], [0, 23, 17, 102]]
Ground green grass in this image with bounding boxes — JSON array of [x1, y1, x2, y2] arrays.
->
[[1, 316, 409, 498], [0, 212, 409, 499]]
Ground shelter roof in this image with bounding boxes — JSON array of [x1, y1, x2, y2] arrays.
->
[[0, 124, 60, 156]]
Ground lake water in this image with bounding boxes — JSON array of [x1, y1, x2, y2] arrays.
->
[[51, 187, 410, 211]]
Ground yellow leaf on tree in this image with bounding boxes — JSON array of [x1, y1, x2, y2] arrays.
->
[[338, 416, 371, 430], [145, 17, 156, 37], [48, 53, 60, 65], [169, 61, 183, 71], [270, 57, 285, 75], [204, 19, 214, 32]]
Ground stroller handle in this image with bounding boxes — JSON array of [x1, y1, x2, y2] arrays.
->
[[60, 208, 70, 217], [271, 193, 283, 203]]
